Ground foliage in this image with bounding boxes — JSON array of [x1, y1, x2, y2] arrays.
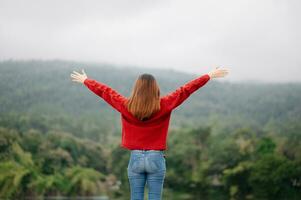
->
[[0, 60, 301, 199]]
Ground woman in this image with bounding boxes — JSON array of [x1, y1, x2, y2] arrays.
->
[[70, 67, 228, 200]]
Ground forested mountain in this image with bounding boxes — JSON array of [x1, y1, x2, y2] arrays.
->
[[0, 60, 300, 199], [1, 60, 300, 139]]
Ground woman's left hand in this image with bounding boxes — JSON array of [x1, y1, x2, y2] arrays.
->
[[70, 69, 88, 84]]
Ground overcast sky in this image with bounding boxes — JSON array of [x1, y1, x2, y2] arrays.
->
[[0, 0, 300, 82]]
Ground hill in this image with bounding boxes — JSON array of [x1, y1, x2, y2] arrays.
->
[[1, 60, 300, 141]]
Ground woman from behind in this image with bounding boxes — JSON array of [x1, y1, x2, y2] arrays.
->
[[70, 67, 229, 200]]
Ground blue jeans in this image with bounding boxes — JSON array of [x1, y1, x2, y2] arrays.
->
[[127, 150, 166, 200]]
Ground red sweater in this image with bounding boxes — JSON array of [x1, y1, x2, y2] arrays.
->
[[83, 74, 211, 150]]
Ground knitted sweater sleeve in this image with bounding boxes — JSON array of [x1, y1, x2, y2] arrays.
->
[[83, 78, 127, 113], [161, 74, 211, 111]]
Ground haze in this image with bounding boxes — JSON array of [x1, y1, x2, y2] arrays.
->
[[0, 0, 300, 82]]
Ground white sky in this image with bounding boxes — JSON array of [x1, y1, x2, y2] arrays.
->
[[0, 0, 300, 82]]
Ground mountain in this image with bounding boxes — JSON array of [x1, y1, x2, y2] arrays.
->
[[1, 59, 300, 141]]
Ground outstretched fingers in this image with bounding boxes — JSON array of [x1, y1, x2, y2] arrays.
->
[[70, 73, 83, 82], [72, 70, 81, 75], [71, 78, 82, 83], [70, 73, 80, 79], [70, 69, 88, 84]]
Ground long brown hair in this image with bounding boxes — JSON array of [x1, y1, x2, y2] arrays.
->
[[125, 73, 161, 121]]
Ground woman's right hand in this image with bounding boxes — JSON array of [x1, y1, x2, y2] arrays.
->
[[208, 67, 229, 78], [70, 69, 88, 84]]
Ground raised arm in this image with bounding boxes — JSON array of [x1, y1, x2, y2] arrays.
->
[[83, 78, 127, 112], [161, 74, 211, 111], [161, 67, 229, 111], [70, 69, 127, 113]]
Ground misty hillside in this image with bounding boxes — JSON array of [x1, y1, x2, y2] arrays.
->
[[1, 60, 301, 140]]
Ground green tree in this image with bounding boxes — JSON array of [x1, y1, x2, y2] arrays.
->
[[249, 154, 301, 200], [64, 165, 107, 196]]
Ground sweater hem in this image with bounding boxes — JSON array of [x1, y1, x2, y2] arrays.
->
[[121, 143, 166, 151]]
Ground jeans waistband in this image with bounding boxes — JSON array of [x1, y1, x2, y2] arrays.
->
[[131, 150, 164, 153]]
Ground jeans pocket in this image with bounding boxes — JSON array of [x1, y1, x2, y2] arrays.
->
[[128, 155, 143, 173], [148, 154, 166, 173]]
